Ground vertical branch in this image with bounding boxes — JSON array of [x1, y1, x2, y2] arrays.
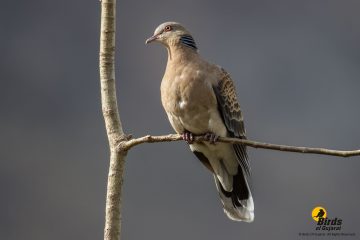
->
[[99, 0, 127, 240]]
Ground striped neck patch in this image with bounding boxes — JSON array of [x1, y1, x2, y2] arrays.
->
[[180, 35, 198, 50]]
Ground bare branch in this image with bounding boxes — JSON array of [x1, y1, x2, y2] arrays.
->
[[122, 134, 360, 157], [99, 0, 127, 240]]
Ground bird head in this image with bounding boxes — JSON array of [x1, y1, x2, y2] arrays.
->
[[146, 22, 197, 50]]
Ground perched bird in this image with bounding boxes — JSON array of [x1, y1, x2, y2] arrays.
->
[[146, 22, 254, 222]]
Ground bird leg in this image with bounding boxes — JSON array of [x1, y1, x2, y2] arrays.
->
[[182, 130, 195, 144], [204, 132, 219, 145]]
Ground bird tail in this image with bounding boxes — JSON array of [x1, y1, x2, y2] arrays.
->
[[214, 165, 254, 222]]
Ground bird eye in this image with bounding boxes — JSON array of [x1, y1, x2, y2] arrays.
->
[[164, 25, 172, 32]]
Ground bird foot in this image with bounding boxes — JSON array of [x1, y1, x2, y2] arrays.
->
[[182, 131, 195, 144], [204, 132, 219, 145]]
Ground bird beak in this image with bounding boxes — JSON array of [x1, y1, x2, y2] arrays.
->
[[145, 34, 159, 44]]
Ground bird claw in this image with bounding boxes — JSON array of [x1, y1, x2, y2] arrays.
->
[[204, 132, 219, 144], [182, 131, 195, 144]]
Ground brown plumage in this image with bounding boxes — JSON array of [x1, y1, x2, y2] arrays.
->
[[146, 22, 254, 222]]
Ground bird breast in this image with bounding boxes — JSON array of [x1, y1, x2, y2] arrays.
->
[[161, 68, 219, 134]]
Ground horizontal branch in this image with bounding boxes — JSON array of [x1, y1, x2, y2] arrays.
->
[[121, 134, 360, 158]]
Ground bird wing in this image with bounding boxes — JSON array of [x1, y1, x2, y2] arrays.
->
[[213, 68, 251, 177]]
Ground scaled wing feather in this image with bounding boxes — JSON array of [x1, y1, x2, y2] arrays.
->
[[213, 68, 251, 177]]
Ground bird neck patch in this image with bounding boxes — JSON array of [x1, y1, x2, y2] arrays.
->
[[180, 35, 198, 50]]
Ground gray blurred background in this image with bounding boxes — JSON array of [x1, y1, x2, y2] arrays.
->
[[1, 0, 360, 239]]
